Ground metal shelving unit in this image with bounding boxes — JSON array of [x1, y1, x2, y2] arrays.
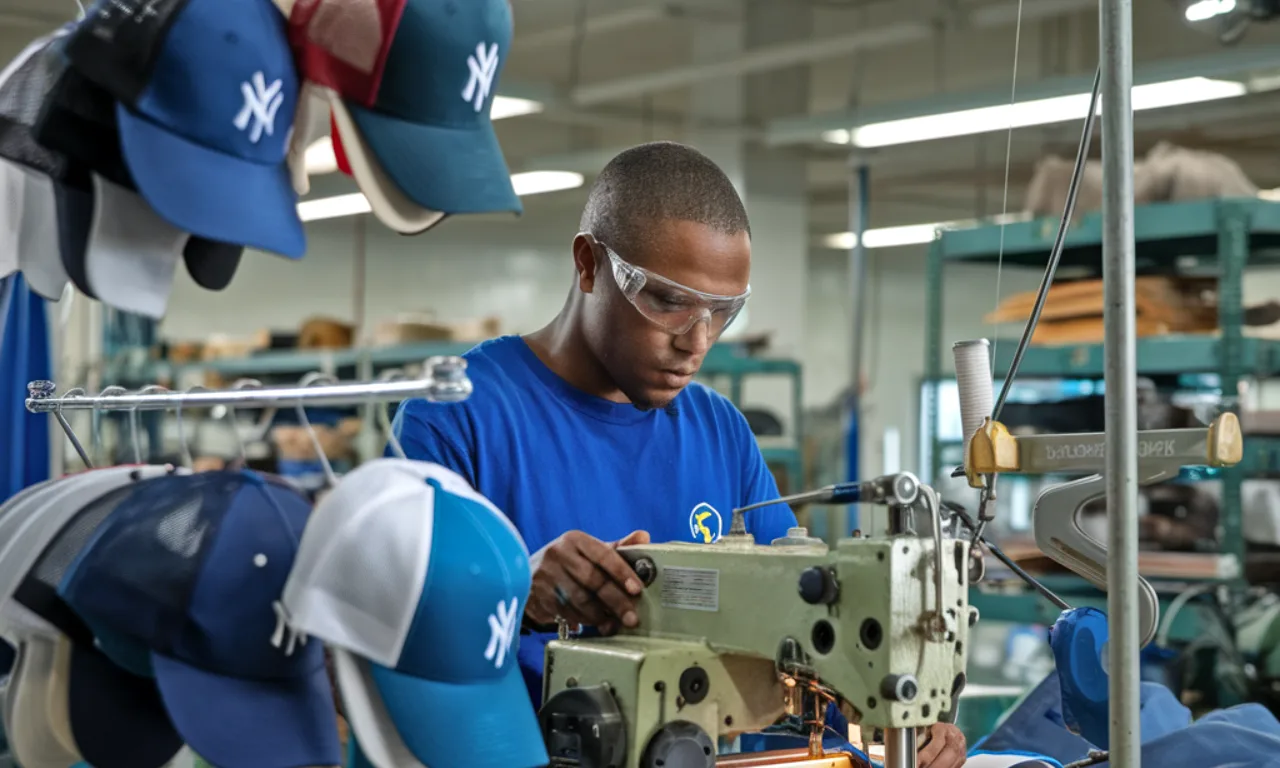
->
[[925, 197, 1280, 586]]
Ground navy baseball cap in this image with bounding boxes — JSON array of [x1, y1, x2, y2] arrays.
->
[[57, 470, 341, 768], [335, 0, 522, 215], [65, 0, 306, 258], [281, 460, 547, 768]]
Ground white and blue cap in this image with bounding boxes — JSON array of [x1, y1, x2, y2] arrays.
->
[[64, 0, 305, 258], [280, 459, 548, 768]]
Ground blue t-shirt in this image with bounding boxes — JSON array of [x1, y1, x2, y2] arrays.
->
[[390, 335, 796, 699]]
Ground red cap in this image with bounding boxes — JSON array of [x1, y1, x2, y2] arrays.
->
[[287, 0, 407, 108], [330, 113, 353, 177]]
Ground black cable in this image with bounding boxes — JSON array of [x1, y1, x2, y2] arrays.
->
[[992, 66, 1103, 423], [941, 500, 1072, 611]]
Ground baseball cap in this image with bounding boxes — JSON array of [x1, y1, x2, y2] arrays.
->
[[0, 159, 21, 281], [58, 470, 342, 768], [9, 634, 80, 768], [65, 0, 306, 258], [283, 0, 448, 235], [0, 30, 75, 301], [2, 466, 185, 768], [33, 63, 245, 292], [296, 0, 520, 216], [280, 459, 547, 768], [84, 173, 187, 319]]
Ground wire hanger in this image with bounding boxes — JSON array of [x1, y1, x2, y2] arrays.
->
[[374, 369, 409, 460], [174, 385, 210, 470], [128, 385, 169, 464], [221, 378, 266, 468], [294, 371, 340, 488]]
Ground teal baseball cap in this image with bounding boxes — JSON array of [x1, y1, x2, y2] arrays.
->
[[328, 0, 522, 216]]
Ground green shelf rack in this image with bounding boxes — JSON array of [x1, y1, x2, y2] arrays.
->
[[925, 197, 1280, 595]]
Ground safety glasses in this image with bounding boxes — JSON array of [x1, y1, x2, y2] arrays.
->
[[591, 237, 751, 338]]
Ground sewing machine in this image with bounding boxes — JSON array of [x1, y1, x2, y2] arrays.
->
[[539, 473, 976, 768]]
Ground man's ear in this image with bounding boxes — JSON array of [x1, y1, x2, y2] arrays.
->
[[572, 233, 600, 293]]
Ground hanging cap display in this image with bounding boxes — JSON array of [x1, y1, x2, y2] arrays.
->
[[284, 0, 448, 234], [57, 470, 341, 768], [0, 466, 185, 768], [0, 32, 74, 301], [65, 0, 306, 259], [281, 459, 548, 768], [291, 0, 521, 217], [33, 64, 244, 292]]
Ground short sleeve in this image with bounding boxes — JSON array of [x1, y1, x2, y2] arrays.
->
[[388, 398, 477, 488]]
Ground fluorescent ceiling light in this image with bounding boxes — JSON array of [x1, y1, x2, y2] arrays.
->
[[822, 77, 1247, 148], [297, 171, 585, 222], [303, 95, 543, 174], [823, 213, 1029, 250], [1185, 0, 1235, 21]]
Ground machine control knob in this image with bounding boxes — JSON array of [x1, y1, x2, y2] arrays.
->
[[640, 721, 715, 768], [798, 567, 839, 605], [880, 674, 919, 703]]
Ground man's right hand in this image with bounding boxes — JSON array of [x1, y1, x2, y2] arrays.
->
[[527, 530, 650, 635]]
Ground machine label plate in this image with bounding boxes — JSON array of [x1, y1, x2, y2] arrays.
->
[[660, 566, 719, 611]]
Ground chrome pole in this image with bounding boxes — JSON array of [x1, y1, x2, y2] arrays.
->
[[1100, 0, 1141, 764], [882, 727, 918, 768]]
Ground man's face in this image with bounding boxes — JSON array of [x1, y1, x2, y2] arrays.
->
[[582, 219, 751, 410]]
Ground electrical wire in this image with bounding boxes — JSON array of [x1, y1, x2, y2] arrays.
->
[[991, 66, 1103, 423]]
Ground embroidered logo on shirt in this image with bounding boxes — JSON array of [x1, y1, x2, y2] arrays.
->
[[688, 503, 722, 544], [461, 42, 499, 112], [233, 71, 285, 144], [485, 596, 518, 669]]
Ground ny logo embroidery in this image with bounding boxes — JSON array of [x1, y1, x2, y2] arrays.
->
[[97, 0, 163, 23], [461, 42, 500, 113], [233, 72, 285, 144], [484, 596, 518, 669]]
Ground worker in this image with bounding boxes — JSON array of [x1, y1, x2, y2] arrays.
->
[[389, 141, 967, 768]]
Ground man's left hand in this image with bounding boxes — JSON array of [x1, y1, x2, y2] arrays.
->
[[917, 723, 966, 768]]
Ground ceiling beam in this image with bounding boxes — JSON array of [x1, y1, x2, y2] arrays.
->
[[568, 0, 1094, 107]]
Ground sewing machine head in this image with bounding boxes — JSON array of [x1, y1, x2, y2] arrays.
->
[[539, 478, 976, 768]]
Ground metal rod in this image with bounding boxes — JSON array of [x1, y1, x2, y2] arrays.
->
[[882, 727, 917, 768], [1100, 0, 1141, 763], [845, 159, 870, 537], [26, 357, 473, 413]]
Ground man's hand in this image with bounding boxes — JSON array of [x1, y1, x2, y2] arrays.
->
[[917, 723, 966, 768], [527, 530, 651, 634]]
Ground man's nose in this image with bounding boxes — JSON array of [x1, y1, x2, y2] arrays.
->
[[674, 318, 713, 355]]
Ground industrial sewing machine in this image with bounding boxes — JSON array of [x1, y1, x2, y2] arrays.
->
[[539, 340, 1245, 768], [539, 473, 976, 768]]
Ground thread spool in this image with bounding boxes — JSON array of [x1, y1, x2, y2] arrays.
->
[[953, 339, 994, 444]]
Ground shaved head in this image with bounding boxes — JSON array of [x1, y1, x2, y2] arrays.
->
[[579, 141, 750, 258]]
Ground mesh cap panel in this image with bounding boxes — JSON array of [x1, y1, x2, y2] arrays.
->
[[59, 472, 233, 649], [0, 30, 71, 177], [59, 470, 319, 681]]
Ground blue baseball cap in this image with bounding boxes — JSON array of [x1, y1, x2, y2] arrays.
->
[[331, 0, 522, 216], [65, 0, 305, 258], [281, 459, 547, 768], [58, 470, 341, 768]]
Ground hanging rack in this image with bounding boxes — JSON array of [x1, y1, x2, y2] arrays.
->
[[25, 355, 472, 413]]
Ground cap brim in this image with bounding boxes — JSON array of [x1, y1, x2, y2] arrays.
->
[[10, 635, 83, 768], [85, 173, 184, 319], [328, 98, 447, 235], [64, 639, 183, 768], [0, 160, 23, 280], [15, 167, 68, 301], [151, 651, 342, 768], [345, 102, 521, 216], [336, 648, 547, 768], [183, 238, 243, 291], [116, 105, 306, 259], [53, 179, 95, 298]]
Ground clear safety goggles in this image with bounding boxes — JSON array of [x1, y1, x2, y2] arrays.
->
[[594, 238, 751, 338]]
